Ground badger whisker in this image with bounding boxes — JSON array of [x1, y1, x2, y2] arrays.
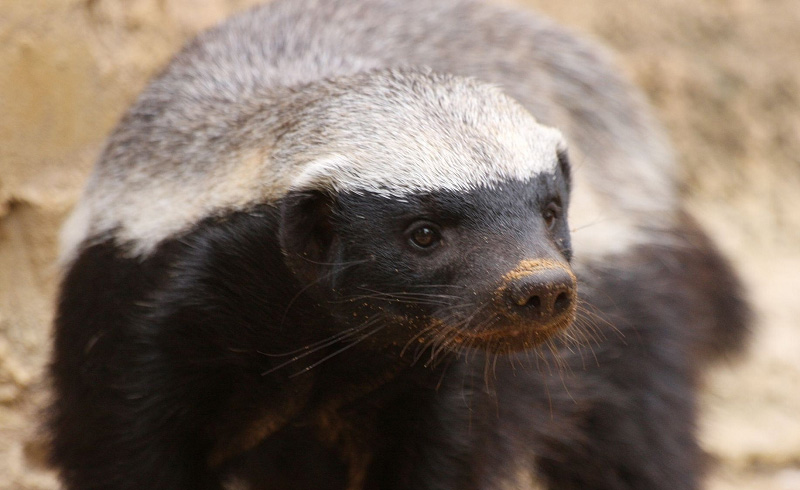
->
[[279, 260, 364, 327], [403, 284, 470, 290], [400, 323, 445, 358], [426, 327, 460, 367], [259, 324, 369, 358], [575, 305, 611, 340], [260, 317, 381, 375], [544, 337, 570, 374], [343, 288, 464, 306], [360, 290, 464, 300], [435, 357, 457, 391], [288, 320, 388, 378], [296, 257, 372, 267], [398, 302, 477, 354], [414, 323, 455, 366], [344, 296, 456, 307], [407, 303, 481, 364], [534, 341, 555, 377], [424, 304, 491, 367], [569, 215, 616, 234]]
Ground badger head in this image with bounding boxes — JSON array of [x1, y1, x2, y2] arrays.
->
[[276, 69, 576, 355]]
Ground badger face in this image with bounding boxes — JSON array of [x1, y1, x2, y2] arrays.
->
[[280, 172, 574, 355], [277, 70, 576, 355]]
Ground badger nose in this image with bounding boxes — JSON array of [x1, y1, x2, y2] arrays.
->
[[506, 266, 576, 326]]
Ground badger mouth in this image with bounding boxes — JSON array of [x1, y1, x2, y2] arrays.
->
[[416, 260, 578, 354], [442, 306, 576, 353], [460, 313, 575, 342], [398, 299, 576, 359], [461, 260, 577, 351]]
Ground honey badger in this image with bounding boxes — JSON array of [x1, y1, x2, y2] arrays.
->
[[49, 0, 750, 489]]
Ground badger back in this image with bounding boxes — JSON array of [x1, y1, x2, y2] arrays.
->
[[61, 0, 676, 264]]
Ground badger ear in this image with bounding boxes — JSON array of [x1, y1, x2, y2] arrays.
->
[[556, 145, 571, 192], [278, 190, 337, 283]]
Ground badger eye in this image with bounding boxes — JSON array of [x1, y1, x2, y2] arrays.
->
[[543, 201, 561, 230], [409, 225, 441, 249]]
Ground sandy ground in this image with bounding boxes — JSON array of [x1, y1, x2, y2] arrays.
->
[[1, 0, 798, 488]]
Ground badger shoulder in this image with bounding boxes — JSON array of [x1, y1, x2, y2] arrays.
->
[[61, 0, 676, 265]]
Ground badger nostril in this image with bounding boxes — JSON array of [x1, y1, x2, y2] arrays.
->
[[522, 295, 541, 309], [554, 291, 571, 313]]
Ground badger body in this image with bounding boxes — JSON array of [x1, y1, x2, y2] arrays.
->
[[50, 1, 749, 489]]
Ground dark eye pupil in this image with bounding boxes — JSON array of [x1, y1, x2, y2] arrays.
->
[[544, 203, 559, 229], [412, 227, 436, 247], [544, 211, 555, 226]]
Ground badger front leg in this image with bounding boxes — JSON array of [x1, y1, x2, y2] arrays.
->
[[48, 242, 226, 490]]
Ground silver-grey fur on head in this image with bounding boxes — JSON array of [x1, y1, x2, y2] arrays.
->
[[62, 0, 676, 263]]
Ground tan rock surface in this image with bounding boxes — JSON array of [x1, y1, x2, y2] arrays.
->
[[1, 0, 798, 488]]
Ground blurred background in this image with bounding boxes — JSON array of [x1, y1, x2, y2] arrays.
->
[[1, 0, 798, 488]]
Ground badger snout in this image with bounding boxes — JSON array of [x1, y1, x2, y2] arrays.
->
[[505, 265, 576, 329], [493, 259, 577, 336]]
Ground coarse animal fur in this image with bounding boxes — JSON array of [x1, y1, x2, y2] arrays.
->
[[49, 0, 750, 489]]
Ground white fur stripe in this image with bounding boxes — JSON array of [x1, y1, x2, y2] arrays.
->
[[289, 131, 563, 197]]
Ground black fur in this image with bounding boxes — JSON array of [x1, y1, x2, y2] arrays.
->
[[50, 177, 749, 489]]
